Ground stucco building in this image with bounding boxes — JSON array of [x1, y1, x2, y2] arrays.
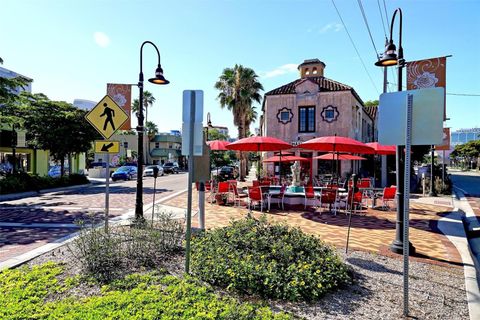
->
[[260, 59, 376, 179]]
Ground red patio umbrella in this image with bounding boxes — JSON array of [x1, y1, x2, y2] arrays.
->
[[314, 153, 366, 161], [207, 140, 230, 151], [226, 136, 292, 180], [365, 142, 396, 186], [299, 136, 373, 178], [226, 136, 292, 152], [298, 136, 374, 153], [365, 142, 396, 155], [263, 155, 309, 162]]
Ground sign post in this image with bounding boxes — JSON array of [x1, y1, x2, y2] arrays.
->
[[378, 88, 444, 316], [182, 90, 204, 274], [85, 95, 129, 232]]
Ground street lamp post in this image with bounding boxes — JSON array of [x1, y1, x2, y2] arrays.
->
[[205, 112, 213, 178], [374, 8, 415, 255], [134, 41, 169, 223], [206, 112, 212, 141]]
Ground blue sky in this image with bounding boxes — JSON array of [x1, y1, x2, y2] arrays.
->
[[1, 0, 479, 137]]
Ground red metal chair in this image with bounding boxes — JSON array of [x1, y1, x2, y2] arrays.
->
[[269, 184, 286, 210], [345, 189, 365, 214], [304, 185, 319, 209], [247, 186, 265, 212], [215, 181, 231, 205], [319, 188, 338, 214], [230, 183, 248, 207], [379, 186, 396, 210]]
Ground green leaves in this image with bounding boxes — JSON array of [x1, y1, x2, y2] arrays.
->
[[0, 263, 291, 319], [191, 216, 351, 302]]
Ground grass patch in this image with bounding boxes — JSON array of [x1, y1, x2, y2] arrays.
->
[[191, 215, 352, 301], [0, 263, 292, 319]]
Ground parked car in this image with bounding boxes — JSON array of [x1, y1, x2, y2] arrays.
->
[[143, 165, 164, 177], [162, 162, 179, 174], [48, 165, 69, 178], [111, 166, 137, 181], [218, 166, 235, 181]]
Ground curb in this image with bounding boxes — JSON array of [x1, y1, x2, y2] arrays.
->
[[450, 190, 480, 320]]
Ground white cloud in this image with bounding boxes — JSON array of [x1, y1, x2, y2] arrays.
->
[[319, 23, 343, 34], [93, 32, 110, 48], [262, 63, 298, 78]]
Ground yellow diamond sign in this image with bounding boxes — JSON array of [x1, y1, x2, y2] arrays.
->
[[85, 95, 129, 139]]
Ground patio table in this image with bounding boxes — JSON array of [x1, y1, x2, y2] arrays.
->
[[358, 187, 385, 208]]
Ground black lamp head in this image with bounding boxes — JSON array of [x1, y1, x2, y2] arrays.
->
[[375, 41, 398, 67], [148, 65, 169, 85]]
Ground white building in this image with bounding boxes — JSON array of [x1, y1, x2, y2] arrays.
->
[[0, 66, 32, 93], [73, 99, 96, 111]]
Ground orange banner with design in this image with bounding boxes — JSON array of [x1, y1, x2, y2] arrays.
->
[[435, 128, 450, 150], [107, 83, 132, 130], [407, 56, 447, 120]]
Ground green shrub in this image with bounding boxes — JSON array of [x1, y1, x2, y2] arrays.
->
[[0, 172, 89, 194], [191, 215, 351, 302], [0, 263, 292, 319], [0, 262, 66, 319], [69, 212, 184, 283], [69, 224, 124, 283]]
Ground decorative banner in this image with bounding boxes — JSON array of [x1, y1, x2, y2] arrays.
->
[[436, 128, 450, 150], [107, 83, 132, 130], [407, 56, 447, 120]]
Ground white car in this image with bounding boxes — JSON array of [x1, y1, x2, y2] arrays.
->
[[143, 165, 164, 177]]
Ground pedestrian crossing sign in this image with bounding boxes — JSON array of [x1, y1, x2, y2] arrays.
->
[[85, 95, 129, 139]]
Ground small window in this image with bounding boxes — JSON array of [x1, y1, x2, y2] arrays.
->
[[155, 142, 160, 148], [325, 109, 334, 119], [312, 67, 318, 74], [305, 68, 309, 75], [280, 111, 290, 121]]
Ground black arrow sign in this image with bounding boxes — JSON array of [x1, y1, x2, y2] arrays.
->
[[101, 143, 114, 152]]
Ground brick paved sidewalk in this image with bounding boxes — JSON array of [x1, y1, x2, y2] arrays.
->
[[163, 190, 462, 267]]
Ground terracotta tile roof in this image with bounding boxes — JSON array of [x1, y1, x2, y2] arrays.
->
[[264, 76, 364, 107], [363, 105, 377, 121]]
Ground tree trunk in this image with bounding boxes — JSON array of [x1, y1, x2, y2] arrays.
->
[[60, 158, 65, 178], [237, 125, 245, 180], [67, 153, 72, 175]]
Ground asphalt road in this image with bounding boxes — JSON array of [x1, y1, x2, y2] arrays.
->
[[0, 172, 188, 263], [450, 170, 480, 197]]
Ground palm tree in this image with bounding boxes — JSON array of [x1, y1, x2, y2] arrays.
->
[[244, 105, 258, 137], [132, 91, 156, 164], [215, 64, 263, 179], [145, 121, 159, 161]]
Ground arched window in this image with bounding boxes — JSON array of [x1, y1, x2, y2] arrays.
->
[[312, 67, 318, 74], [305, 68, 310, 75]]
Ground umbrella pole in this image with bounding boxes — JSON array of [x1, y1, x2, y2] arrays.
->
[[279, 150, 282, 185], [345, 174, 356, 254]]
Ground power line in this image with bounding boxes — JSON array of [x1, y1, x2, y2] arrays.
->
[[377, 0, 388, 38], [385, 80, 480, 96], [331, 0, 380, 95], [357, 0, 380, 59], [446, 93, 480, 97], [383, 0, 389, 27]]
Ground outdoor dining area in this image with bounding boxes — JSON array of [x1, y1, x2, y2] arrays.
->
[[204, 135, 398, 216]]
